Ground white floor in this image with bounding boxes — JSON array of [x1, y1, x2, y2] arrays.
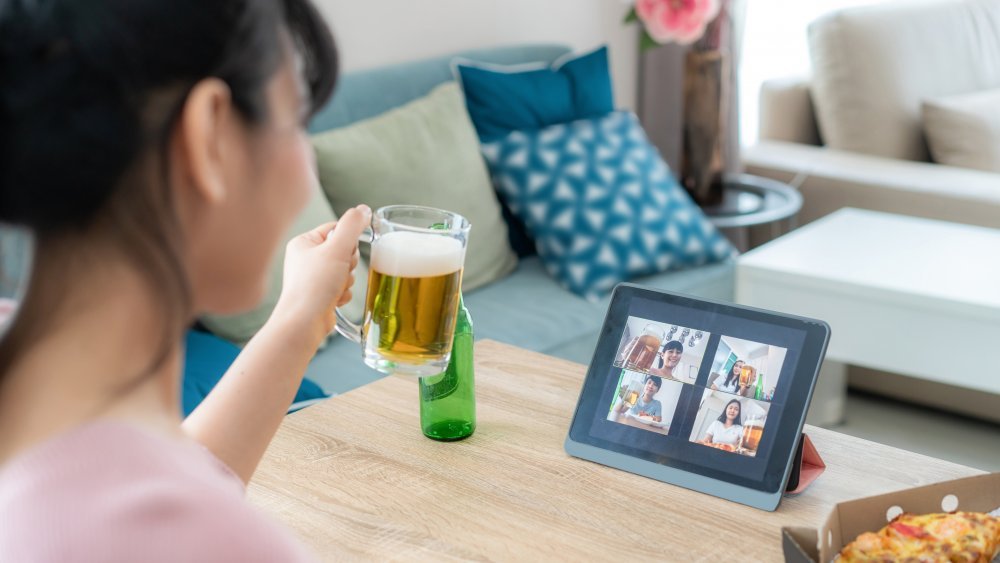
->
[[834, 390, 1000, 472]]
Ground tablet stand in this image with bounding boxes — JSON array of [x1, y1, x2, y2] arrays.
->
[[784, 434, 825, 495]]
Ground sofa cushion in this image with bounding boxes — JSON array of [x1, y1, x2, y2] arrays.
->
[[454, 46, 614, 142], [183, 330, 327, 416], [808, 0, 1000, 161], [922, 88, 1000, 173], [199, 183, 368, 346], [482, 111, 735, 299], [311, 82, 518, 292]]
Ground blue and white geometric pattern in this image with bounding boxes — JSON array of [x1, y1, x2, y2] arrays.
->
[[481, 111, 736, 300]]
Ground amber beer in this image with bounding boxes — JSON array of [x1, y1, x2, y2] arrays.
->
[[741, 420, 764, 453], [362, 230, 464, 369], [623, 335, 661, 371]]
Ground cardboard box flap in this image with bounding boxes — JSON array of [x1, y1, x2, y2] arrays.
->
[[821, 504, 842, 559], [781, 527, 818, 563], [820, 473, 1000, 562]]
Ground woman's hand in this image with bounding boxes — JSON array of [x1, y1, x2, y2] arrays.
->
[[271, 204, 371, 347]]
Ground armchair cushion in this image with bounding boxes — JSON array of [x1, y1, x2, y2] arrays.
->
[[807, 0, 1000, 161], [922, 88, 1000, 173]]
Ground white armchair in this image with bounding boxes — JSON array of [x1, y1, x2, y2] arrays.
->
[[744, 0, 1000, 230]]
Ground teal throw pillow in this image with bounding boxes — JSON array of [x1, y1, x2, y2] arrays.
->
[[481, 111, 736, 300], [183, 330, 326, 416], [454, 46, 614, 142]]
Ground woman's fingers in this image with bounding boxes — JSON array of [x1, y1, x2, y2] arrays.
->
[[325, 205, 371, 257]]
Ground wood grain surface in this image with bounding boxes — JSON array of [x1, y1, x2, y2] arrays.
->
[[248, 340, 984, 561]]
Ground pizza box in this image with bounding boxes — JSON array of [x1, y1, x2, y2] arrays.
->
[[782, 473, 1000, 562]]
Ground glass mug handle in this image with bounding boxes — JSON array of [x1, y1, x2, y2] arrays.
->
[[333, 226, 374, 344]]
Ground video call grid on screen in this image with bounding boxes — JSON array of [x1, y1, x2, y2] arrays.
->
[[587, 296, 807, 485]]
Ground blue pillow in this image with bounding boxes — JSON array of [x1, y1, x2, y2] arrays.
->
[[182, 330, 327, 416], [481, 112, 736, 300], [454, 46, 614, 142]]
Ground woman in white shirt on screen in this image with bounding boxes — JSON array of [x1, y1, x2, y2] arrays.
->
[[711, 360, 751, 396], [701, 399, 744, 446]]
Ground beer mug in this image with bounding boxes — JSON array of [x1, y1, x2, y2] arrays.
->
[[624, 324, 665, 371], [740, 413, 765, 454], [619, 379, 643, 409], [335, 205, 469, 377]]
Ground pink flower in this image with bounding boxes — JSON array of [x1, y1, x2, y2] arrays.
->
[[636, 0, 721, 46]]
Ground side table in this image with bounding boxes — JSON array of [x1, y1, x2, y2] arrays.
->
[[701, 174, 803, 251]]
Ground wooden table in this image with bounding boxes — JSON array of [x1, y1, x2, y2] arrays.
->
[[248, 341, 983, 561]]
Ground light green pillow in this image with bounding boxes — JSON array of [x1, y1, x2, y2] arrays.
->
[[200, 183, 369, 346], [311, 81, 517, 291]]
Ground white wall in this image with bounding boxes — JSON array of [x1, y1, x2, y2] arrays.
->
[[313, 0, 639, 110], [763, 346, 786, 392]]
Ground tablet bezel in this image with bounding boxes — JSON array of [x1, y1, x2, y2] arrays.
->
[[564, 283, 830, 511]]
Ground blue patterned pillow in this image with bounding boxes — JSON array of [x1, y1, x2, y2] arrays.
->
[[481, 111, 736, 299]]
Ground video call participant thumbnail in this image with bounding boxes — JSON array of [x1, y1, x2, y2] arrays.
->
[[700, 398, 743, 447], [614, 374, 663, 422]]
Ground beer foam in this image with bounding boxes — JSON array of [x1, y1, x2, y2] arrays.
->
[[371, 231, 465, 277]]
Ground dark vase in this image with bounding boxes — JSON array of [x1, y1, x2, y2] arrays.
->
[[681, 0, 743, 207], [680, 48, 727, 207], [638, 0, 744, 208]]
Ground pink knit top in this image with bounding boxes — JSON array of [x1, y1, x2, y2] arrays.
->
[[0, 421, 316, 562]]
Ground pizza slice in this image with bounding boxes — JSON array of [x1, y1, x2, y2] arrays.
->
[[838, 511, 1000, 562]]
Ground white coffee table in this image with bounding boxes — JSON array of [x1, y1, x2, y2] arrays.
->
[[735, 208, 1000, 425]]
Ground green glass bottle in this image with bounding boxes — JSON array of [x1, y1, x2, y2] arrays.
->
[[418, 294, 475, 441], [754, 371, 765, 401]]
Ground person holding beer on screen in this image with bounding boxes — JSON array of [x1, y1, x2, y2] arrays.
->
[[701, 399, 744, 446], [711, 359, 754, 396], [615, 375, 663, 422], [648, 340, 684, 380]]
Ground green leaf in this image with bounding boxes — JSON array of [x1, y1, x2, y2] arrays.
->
[[640, 29, 661, 52], [623, 7, 638, 24]]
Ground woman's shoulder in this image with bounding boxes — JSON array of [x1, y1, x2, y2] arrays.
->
[[0, 421, 314, 562]]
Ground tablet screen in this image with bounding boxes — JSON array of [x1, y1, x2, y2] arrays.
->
[[567, 284, 829, 495]]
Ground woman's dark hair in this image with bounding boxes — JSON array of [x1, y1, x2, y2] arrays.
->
[[0, 0, 338, 382], [663, 340, 683, 353], [643, 374, 662, 391], [722, 359, 743, 389], [716, 399, 743, 426]]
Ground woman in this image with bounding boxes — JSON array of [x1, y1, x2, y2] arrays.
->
[[0, 1, 359, 560], [701, 399, 743, 447], [711, 359, 751, 395], [647, 340, 685, 380]]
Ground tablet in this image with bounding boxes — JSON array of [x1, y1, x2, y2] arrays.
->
[[564, 283, 830, 511]]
